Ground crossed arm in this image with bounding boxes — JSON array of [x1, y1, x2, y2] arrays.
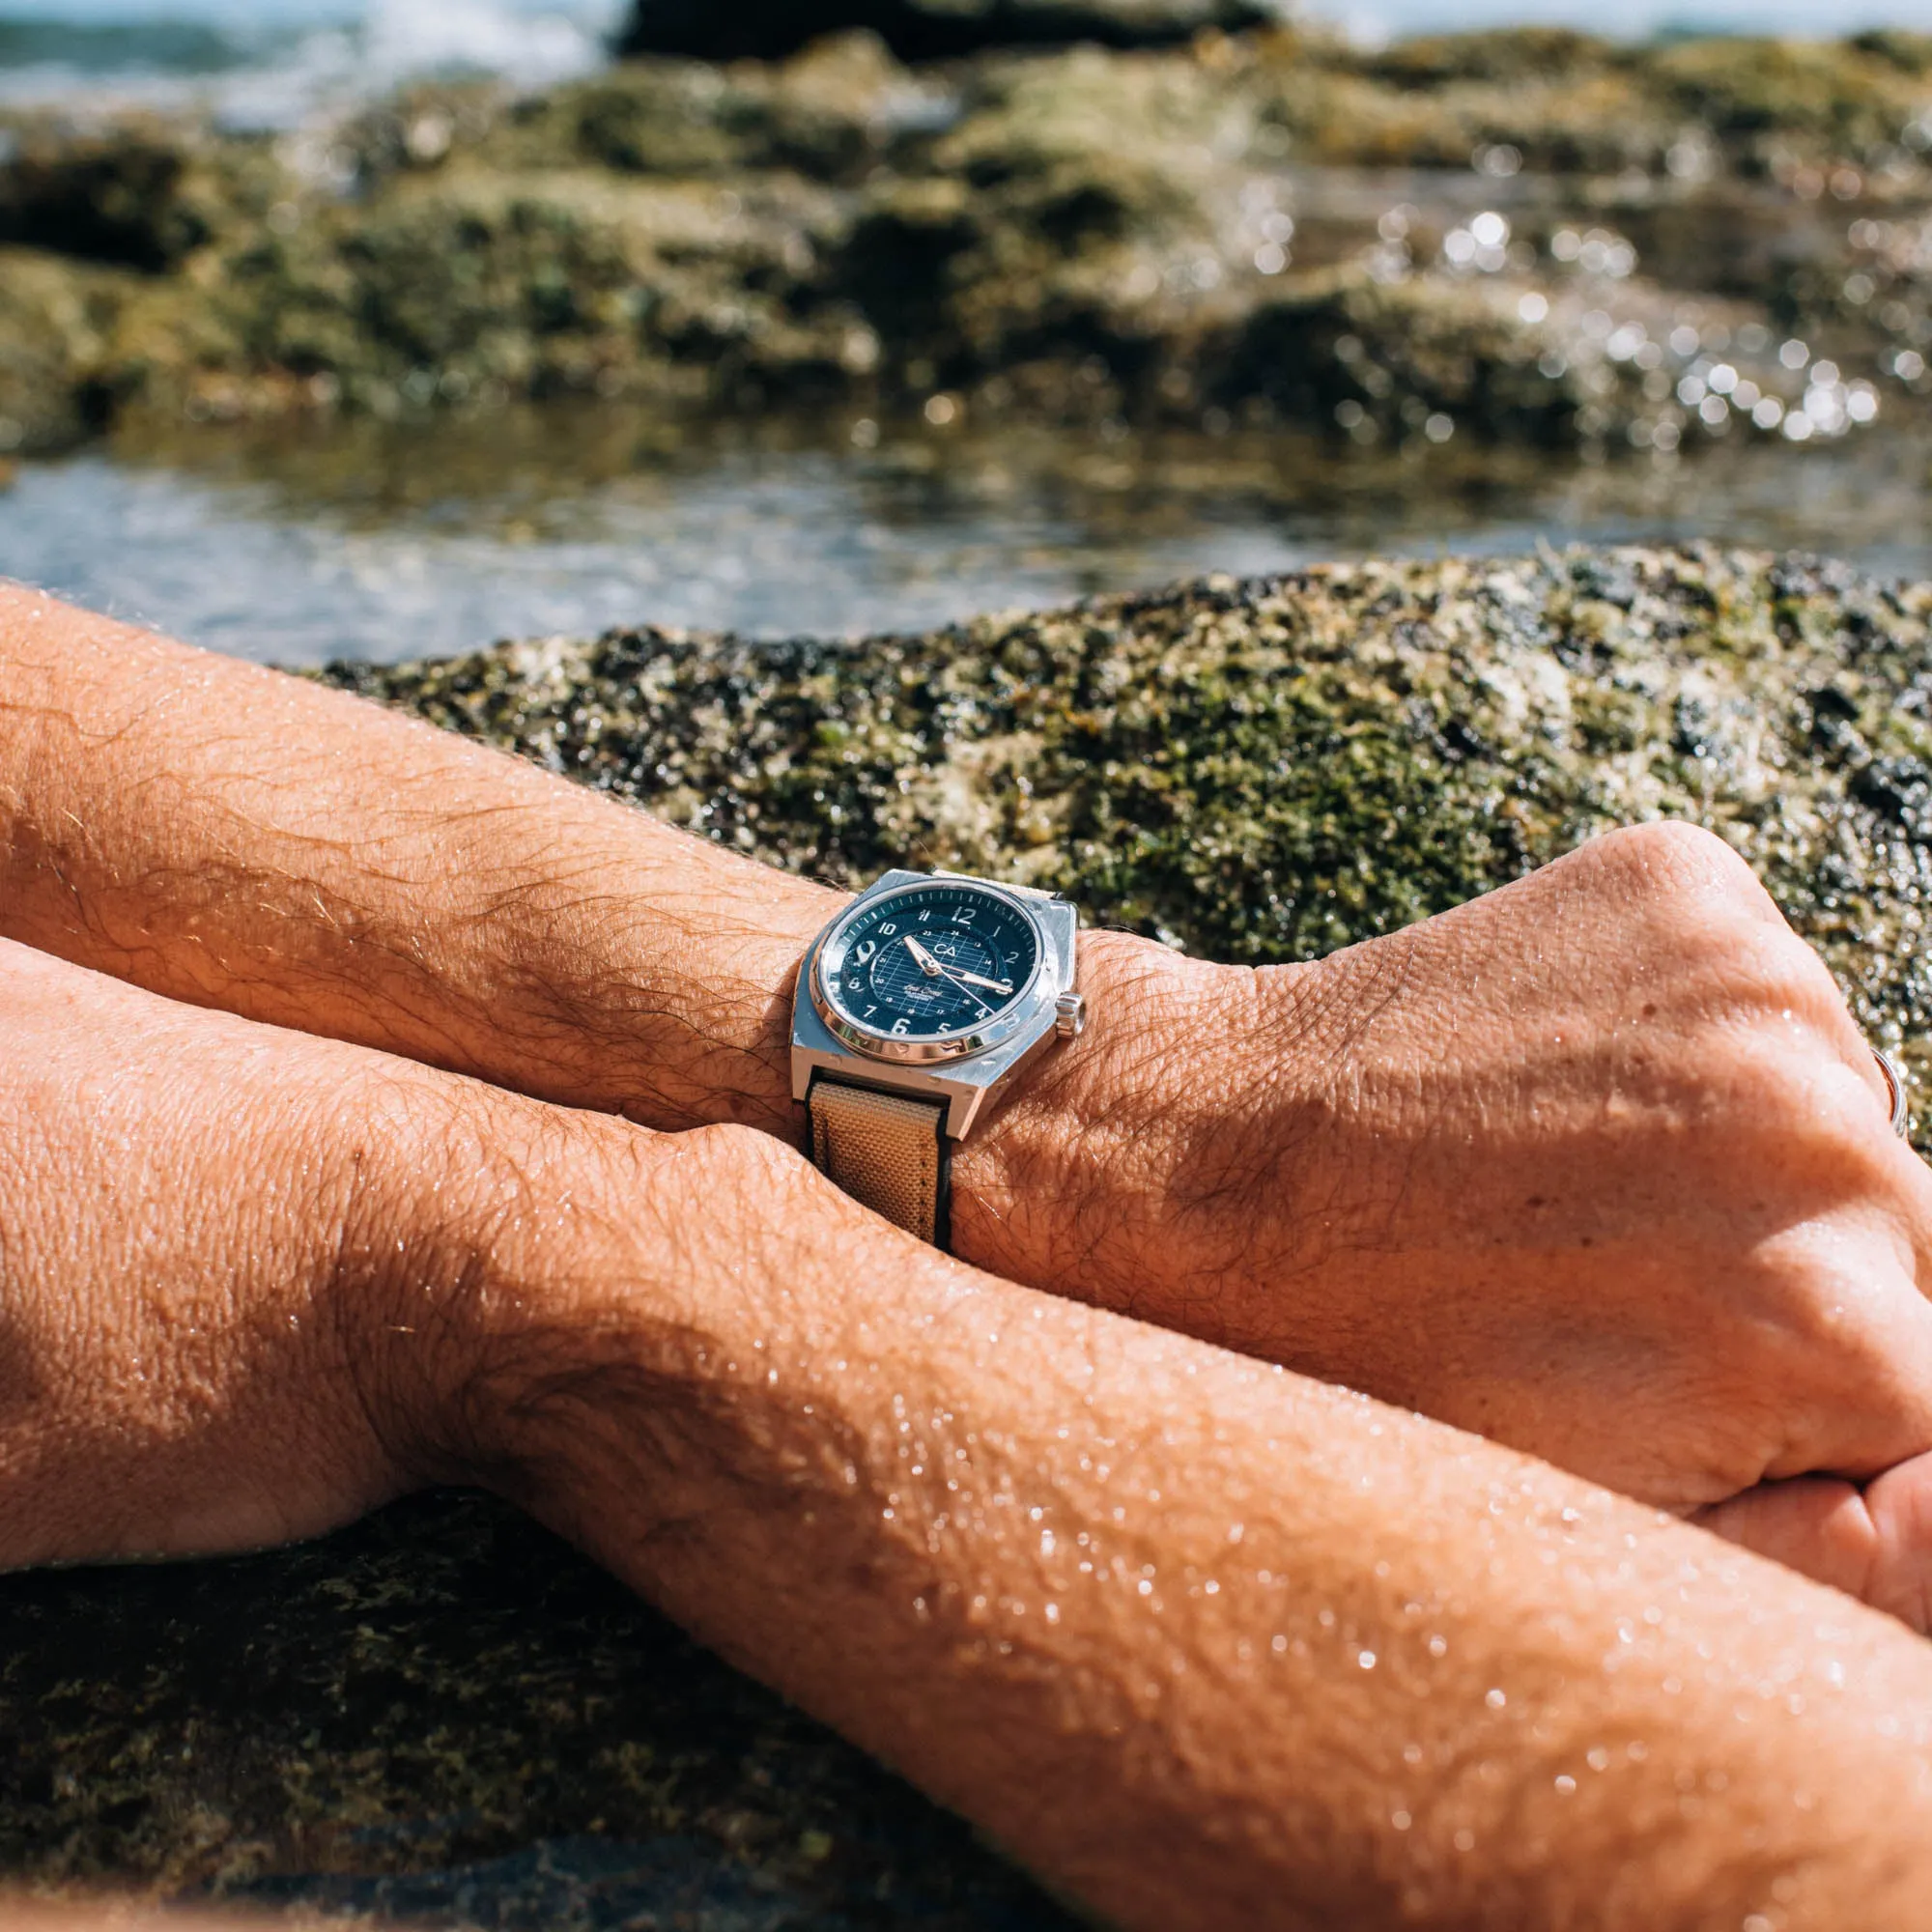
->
[[8, 582, 1932, 1923]]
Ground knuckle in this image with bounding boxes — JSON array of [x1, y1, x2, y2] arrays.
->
[[1589, 819, 1774, 917], [1707, 917, 1845, 1023], [1722, 1033, 1891, 1165]]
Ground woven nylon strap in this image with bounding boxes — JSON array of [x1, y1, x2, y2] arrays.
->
[[808, 1077, 952, 1249]]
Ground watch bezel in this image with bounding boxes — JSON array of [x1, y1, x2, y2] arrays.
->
[[810, 880, 1049, 1066]]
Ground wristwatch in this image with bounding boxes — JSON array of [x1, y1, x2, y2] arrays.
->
[[791, 869, 1087, 1249]]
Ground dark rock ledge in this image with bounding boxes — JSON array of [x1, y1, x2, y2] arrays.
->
[[3, 546, 1930, 1928]]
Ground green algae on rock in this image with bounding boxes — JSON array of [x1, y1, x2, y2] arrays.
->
[[0, 1488, 1075, 1928], [0, 247, 124, 455], [327, 544, 1932, 1118]]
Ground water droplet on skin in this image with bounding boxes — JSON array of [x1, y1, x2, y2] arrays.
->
[[1358, 1650, 1378, 1670], [1270, 1634, 1289, 1654], [1586, 1747, 1610, 1772], [1427, 1634, 1449, 1659], [1554, 1775, 1577, 1795], [1403, 1743, 1424, 1766], [1453, 1829, 1476, 1853], [1486, 1688, 1507, 1709], [1390, 1809, 1412, 1831]]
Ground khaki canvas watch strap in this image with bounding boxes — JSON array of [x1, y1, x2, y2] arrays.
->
[[807, 1076, 952, 1250]]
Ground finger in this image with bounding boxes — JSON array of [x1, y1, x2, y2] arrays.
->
[[1695, 1450, 1932, 1634]]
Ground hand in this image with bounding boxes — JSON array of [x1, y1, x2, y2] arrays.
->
[[967, 822, 1932, 1581], [13, 934, 1932, 1929]]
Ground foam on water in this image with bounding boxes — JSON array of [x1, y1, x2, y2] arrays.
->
[[0, 0, 626, 125]]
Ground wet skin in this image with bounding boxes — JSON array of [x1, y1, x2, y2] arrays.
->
[[8, 934, 1932, 1929], [4, 582, 1932, 1619]]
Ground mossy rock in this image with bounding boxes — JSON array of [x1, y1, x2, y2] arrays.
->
[[0, 115, 295, 270], [4, 29, 1930, 444], [0, 1490, 1074, 1928], [329, 545, 1932, 1110], [0, 246, 128, 453]]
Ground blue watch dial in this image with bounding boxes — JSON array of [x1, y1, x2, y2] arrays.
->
[[823, 883, 1040, 1043]]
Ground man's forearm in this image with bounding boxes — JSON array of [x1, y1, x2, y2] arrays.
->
[[20, 582, 1932, 1614], [0, 581, 1189, 1290], [14, 931, 1932, 1931], [0, 582, 838, 1136]]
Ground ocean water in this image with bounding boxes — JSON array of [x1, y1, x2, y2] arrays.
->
[[0, 0, 629, 123], [4, 409, 1928, 665]]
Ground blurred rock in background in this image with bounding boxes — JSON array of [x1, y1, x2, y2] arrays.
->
[[0, 20, 1926, 464], [617, 0, 1278, 61]]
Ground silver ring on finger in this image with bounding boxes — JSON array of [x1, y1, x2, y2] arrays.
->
[[1873, 1045, 1911, 1139]]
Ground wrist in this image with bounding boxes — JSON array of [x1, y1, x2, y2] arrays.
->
[[949, 931, 1294, 1320]]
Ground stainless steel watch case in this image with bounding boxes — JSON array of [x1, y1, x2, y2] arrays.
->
[[790, 869, 1081, 1138]]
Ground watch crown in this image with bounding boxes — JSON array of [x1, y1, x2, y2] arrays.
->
[[1055, 990, 1088, 1040]]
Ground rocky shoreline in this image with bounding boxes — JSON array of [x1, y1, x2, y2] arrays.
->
[[2, 22, 1929, 459]]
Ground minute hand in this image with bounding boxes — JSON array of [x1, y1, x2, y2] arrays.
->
[[937, 963, 1013, 995]]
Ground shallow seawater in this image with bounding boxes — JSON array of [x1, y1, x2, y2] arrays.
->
[[4, 405, 1929, 666]]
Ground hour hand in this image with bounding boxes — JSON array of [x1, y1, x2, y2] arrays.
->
[[903, 935, 944, 976]]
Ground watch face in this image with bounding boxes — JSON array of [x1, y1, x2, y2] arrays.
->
[[819, 881, 1043, 1053]]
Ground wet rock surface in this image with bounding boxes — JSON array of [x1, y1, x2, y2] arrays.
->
[[8, 544, 1932, 1926], [0, 1490, 1073, 1928], [0, 25, 1927, 459]]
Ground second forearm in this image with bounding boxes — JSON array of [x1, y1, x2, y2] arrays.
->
[[422, 1123, 1932, 1932]]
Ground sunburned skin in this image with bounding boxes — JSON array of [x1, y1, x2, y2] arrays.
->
[[4, 936, 1932, 1930], [5, 582, 1932, 1617]]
